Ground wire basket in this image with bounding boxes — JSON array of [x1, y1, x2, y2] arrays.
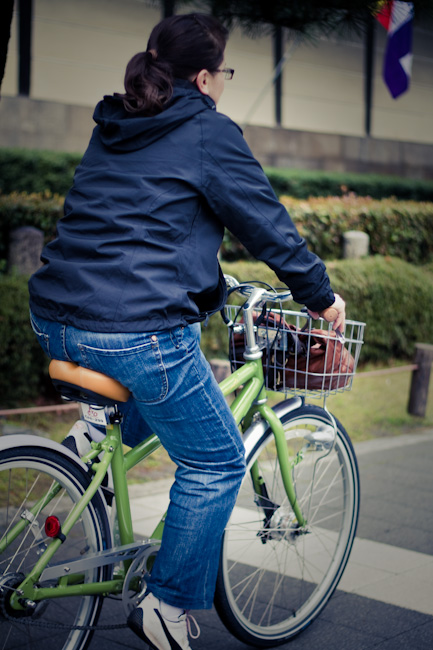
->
[[226, 304, 365, 398]]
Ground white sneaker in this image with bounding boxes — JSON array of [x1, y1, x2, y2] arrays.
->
[[62, 420, 113, 491], [62, 420, 93, 457], [127, 592, 200, 650]]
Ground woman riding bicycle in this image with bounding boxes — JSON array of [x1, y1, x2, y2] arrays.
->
[[28, 13, 345, 650]]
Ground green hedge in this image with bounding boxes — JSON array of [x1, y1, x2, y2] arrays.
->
[[282, 195, 433, 263], [1, 257, 432, 406], [264, 167, 433, 201], [323, 256, 433, 363], [0, 274, 49, 407], [0, 149, 81, 195], [222, 195, 433, 264], [0, 192, 63, 266], [200, 257, 433, 364], [2, 147, 433, 200], [2, 193, 433, 270]]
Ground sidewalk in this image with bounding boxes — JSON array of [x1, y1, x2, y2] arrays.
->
[[91, 429, 433, 649]]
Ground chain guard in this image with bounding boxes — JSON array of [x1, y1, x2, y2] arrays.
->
[[1, 540, 161, 631]]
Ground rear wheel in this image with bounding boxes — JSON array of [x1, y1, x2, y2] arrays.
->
[[214, 404, 360, 647], [0, 447, 112, 650]]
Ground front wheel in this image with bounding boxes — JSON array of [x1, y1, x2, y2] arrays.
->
[[0, 446, 112, 650], [214, 404, 360, 647]]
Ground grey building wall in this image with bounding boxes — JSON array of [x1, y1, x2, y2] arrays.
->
[[243, 124, 433, 180], [2, 95, 432, 180]]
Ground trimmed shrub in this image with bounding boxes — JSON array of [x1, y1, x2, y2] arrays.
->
[[324, 256, 433, 363], [0, 274, 49, 407], [282, 195, 433, 263], [4, 193, 432, 269], [264, 167, 433, 201], [1, 147, 433, 200], [221, 195, 433, 264], [0, 192, 63, 265], [1, 257, 432, 406], [200, 257, 433, 364], [0, 148, 81, 195]]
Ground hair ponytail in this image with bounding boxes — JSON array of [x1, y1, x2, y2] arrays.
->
[[120, 51, 173, 115], [117, 14, 228, 116]]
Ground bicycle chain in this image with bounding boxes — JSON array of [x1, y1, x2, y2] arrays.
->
[[2, 606, 129, 631]]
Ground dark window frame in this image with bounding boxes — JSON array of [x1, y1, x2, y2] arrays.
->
[[18, 0, 32, 96]]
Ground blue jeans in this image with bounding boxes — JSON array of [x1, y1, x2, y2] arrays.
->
[[30, 312, 246, 610]]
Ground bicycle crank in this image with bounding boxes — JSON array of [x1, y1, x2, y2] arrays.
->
[[122, 540, 161, 616]]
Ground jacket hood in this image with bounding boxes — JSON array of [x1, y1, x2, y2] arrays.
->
[[93, 80, 214, 152]]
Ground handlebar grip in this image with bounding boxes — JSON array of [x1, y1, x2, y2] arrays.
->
[[319, 306, 338, 322]]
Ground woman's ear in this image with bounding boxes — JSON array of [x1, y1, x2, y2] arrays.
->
[[194, 69, 210, 96]]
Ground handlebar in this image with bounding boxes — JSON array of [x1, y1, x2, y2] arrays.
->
[[224, 275, 293, 311], [320, 306, 338, 321], [223, 275, 296, 353], [224, 275, 338, 323], [223, 275, 345, 357]]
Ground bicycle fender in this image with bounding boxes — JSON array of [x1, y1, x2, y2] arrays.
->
[[0, 433, 90, 468], [0, 433, 111, 523], [242, 396, 303, 459]]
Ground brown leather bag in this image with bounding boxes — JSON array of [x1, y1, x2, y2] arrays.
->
[[266, 325, 354, 391], [231, 311, 355, 392]]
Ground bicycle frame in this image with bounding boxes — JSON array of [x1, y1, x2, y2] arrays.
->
[[4, 355, 308, 611], [219, 358, 306, 526]]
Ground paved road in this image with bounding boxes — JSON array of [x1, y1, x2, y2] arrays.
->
[[90, 429, 433, 650]]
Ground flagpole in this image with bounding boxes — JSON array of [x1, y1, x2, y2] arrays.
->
[[365, 13, 376, 136], [242, 33, 301, 128]]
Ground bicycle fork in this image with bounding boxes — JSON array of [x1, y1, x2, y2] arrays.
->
[[220, 358, 310, 529], [245, 401, 337, 538]]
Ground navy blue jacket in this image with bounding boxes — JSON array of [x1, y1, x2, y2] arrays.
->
[[29, 80, 334, 333]]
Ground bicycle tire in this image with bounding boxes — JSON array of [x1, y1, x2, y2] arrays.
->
[[214, 403, 360, 647], [0, 446, 112, 650]]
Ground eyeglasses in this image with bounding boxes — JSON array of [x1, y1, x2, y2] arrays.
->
[[215, 68, 235, 80]]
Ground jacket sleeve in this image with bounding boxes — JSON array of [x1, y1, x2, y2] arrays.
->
[[200, 114, 335, 312]]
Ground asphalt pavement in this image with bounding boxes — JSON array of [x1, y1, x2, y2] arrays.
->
[[89, 428, 433, 650]]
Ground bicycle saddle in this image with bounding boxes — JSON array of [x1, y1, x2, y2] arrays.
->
[[49, 360, 131, 406]]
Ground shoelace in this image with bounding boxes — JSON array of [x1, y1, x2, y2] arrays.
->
[[185, 612, 200, 640]]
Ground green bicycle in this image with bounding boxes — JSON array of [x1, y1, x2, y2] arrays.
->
[[0, 277, 364, 649]]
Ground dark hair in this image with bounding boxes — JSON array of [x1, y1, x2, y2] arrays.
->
[[118, 14, 228, 115]]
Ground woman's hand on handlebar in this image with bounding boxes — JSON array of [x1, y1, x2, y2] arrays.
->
[[307, 293, 346, 332]]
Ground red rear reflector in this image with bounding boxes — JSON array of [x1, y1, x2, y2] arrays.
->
[[45, 515, 61, 538]]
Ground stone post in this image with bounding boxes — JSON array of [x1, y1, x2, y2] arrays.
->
[[8, 226, 44, 275], [210, 359, 231, 383], [408, 344, 433, 417], [342, 231, 370, 259]]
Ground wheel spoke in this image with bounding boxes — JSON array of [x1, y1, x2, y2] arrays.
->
[[0, 447, 111, 650]]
